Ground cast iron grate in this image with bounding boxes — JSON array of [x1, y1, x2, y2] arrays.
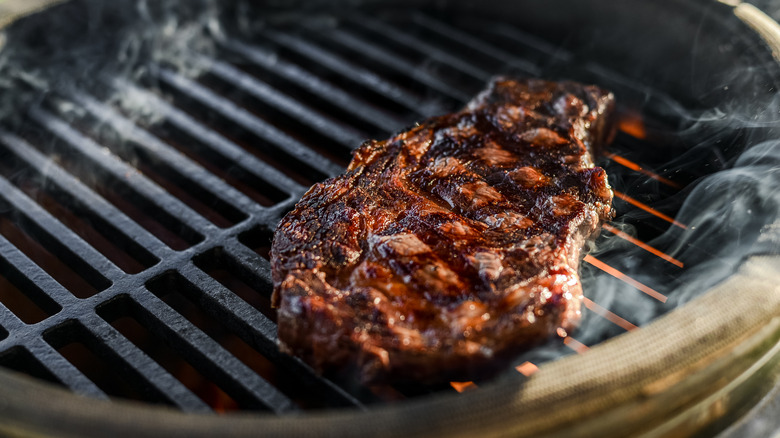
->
[[0, 7, 736, 412]]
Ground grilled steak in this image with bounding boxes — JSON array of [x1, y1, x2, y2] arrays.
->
[[270, 77, 615, 383]]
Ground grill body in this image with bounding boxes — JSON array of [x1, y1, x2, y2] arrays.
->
[[0, 0, 778, 436]]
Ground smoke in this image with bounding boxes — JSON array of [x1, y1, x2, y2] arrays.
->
[[664, 140, 780, 305], [503, 133, 780, 371], [499, 73, 780, 371], [0, 0, 225, 129]]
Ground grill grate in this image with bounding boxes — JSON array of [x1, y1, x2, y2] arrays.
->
[[0, 6, 733, 412]]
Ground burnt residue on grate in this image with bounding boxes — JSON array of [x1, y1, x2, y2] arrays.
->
[[0, 0, 776, 414]]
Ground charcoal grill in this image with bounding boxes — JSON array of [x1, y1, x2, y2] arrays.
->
[[0, 0, 779, 436]]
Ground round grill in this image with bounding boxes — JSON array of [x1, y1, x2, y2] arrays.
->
[[0, 0, 778, 436]]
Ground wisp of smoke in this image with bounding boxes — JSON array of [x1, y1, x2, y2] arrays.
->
[[0, 0, 224, 128]]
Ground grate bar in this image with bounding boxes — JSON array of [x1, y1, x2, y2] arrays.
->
[[410, 12, 541, 76], [223, 38, 405, 133], [110, 78, 305, 198], [0, 174, 124, 284], [0, 130, 171, 260], [156, 66, 344, 178], [605, 153, 684, 190], [305, 25, 471, 103], [200, 54, 367, 150], [602, 223, 684, 268], [72, 93, 261, 218], [473, 20, 574, 62], [261, 29, 430, 115], [0, 303, 22, 333], [0, 234, 74, 311], [344, 13, 492, 82], [134, 288, 300, 413], [82, 314, 212, 412], [27, 338, 109, 399], [582, 297, 638, 332], [29, 107, 213, 239], [226, 238, 275, 292], [583, 63, 690, 119], [284, 354, 369, 409], [183, 256, 366, 409], [179, 263, 278, 352]]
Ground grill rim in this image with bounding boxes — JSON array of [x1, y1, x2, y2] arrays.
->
[[0, 0, 778, 436]]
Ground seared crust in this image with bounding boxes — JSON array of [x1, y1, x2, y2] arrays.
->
[[270, 78, 615, 383]]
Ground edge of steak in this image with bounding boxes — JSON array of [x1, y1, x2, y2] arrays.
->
[[270, 77, 616, 383]]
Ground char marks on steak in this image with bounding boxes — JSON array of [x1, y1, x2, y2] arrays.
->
[[270, 77, 615, 383]]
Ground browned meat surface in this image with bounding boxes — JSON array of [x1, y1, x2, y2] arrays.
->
[[270, 77, 615, 383]]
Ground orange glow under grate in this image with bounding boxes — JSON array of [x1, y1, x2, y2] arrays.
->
[[603, 224, 684, 268], [584, 255, 668, 303], [450, 381, 478, 393]]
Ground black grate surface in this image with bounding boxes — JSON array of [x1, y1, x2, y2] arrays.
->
[[0, 5, 751, 413]]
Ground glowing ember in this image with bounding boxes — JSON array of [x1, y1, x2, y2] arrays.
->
[[606, 153, 682, 189], [583, 297, 638, 331], [584, 255, 668, 303], [602, 224, 684, 268], [563, 337, 590, 354], [613, 190, 688, 230], [450, 381, 478, 393], [515, 361, 538, 377], [617, 111, 646, 139]]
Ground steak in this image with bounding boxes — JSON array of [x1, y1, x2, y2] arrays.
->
[[270, 77, 615, 383]]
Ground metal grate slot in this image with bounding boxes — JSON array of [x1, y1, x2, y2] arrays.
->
[[341, 13, 493, 84], [0, 130, 171, 262], [295, 21, 469, 106], [406, 12, 541, 76], [23, 108, 208, 250], [222, 38, 405, 135], [0, 256, 61, 324], [141, 268, 322, 410], [199, 55, 368, 152], [577, 63, 694, 126], [193, 74, 354, 167], [44, 320, 175, 405], [0, 143, 160, 274], [259, 28, 430, 117], [0, 347, 58, 383], [449, 17, 575, 67], [97, 296, 230, 411], [55, 95, 252, 230], [237, 226, 274, 261], [0, 207, 110, 299], [325, 18, 484, 105], [194, 248, 276, 323], [145, 270, 299, 412], [0, 233, 78, 315], [108, 78, 300, 204], [170, 251, 367, 409], [151, 67, 340, 184], [25, 336, 108, 398]]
